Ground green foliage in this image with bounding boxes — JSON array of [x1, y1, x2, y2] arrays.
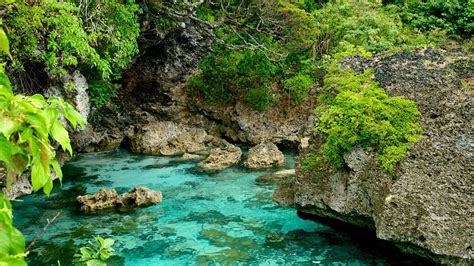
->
[[88, 80, 119, 107], [284, 73, 313, 104], [391, 0, 473, 37], [189, 47, 277, 109], [189, 0, 452, 110], [3, 0, 141, 106], [0, 28, 85, 195], [0, 193, 27, 265], [245, 86, 275, 111], [301, 152, 322, 170], [74, 236, 115, 266], [316, 65, 423, 171], [312, 0, 430, 57]]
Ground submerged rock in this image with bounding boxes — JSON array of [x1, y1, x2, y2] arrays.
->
[[256, 169, 296, 185], [180, 153, 205, 161], [198, 143, 242, 172], [77, 186, 162, 212], [244, 142, 285, 169]]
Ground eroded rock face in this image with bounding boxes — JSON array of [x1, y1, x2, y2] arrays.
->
[[244, 142, 285, 169], [274, 48, 474, 264], [76, 186, 163, 212], [198, 143, 242, 172]]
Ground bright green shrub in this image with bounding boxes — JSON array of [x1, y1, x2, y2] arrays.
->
[[391, 0, 473, 37], [316, 65, 423, 171], [3, 0, 141, 105], [284, 73, 313, 104], [189, 47, 277, 109], [74, 236, 115, 265], [312, 0, 429, 56]]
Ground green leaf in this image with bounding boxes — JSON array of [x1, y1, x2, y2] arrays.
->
[[0, 117, 21, 138], [28, 94, 47, 108], [0, 28, 12, 59], [0, 136, 13, 164], [86, 259, 107, 266], [50, 120, 72, 155], [79, 247, 93, 259], [18, 128, 33, 144], [43, 177, 53, 196], [101, 238, 115, 249], [24, 113, 48, 139], [51, 159, 63, 183], [0, 69, 12, 95], [31, 162, 48, 192], [63, 103, 85, 129], [9, 228, 25, 255]]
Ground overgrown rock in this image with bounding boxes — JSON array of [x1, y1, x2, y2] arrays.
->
[[274, 48, 474, 264], [244, 142, 285, 169]]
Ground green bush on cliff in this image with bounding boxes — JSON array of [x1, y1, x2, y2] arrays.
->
[[2, 0, 141, 106], [387, 0, 473, 37], [188, 0, 442, 111], [316, 65, 423, 171]]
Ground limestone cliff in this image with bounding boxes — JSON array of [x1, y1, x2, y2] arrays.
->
[[274, 48, 473, 264]]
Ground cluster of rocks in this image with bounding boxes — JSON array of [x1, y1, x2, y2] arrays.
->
[[76, 186, 163, 212]]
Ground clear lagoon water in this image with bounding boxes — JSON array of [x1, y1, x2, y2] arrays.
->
[[13, 149, 423, 265]]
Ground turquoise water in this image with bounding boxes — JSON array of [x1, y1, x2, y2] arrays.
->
[[14, 149, 414, 265]]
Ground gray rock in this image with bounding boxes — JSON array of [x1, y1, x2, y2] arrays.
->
[[244, 142, 285, 169]]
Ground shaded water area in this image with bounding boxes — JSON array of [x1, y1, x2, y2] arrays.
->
[[14, 149, 423, 265]]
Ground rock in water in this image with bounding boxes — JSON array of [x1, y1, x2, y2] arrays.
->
[[120, 186, 163, 207], [256, 169, 296, 185], [198, 143, 242, 172], [76, 189, 121, 212], [244, 142, 284, 169], [77, 186, 162, 212]]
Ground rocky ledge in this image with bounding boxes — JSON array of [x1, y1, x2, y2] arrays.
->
[[274, 48, 474, 264], [77, 186, 163, 212]]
